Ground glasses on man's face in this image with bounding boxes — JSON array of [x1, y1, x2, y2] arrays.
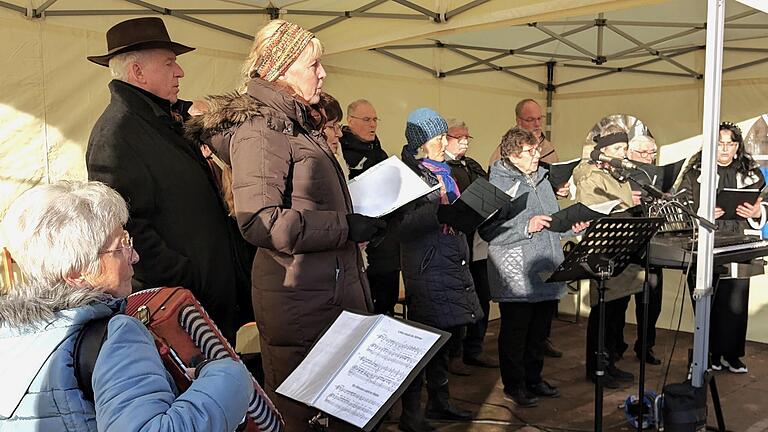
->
[[447, 134, 473, 144], [349, 115, 380, 124], [718, 140, 738, 149], [633, 149, 657, 157], [519, 116, 543, 124], [99, 230, 133, 258]]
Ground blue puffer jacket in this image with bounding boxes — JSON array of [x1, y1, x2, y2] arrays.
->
[[398, 149, 483, 330], [481, 161, 567, 303], [0, 289, 252, 432]]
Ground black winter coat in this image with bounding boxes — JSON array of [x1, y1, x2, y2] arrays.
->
[[340, 127, 400, 275], [399, 148, 483, 330], [86, 80, 253, 342], [447, 156, 488, 192]]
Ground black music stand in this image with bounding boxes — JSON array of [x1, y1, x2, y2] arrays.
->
[[546, 217, 664, 432]]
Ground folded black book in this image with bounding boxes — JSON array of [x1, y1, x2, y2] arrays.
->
[[716, 187, 763, 219], [541, 158, 581, 189], [628, 159, 686, 194], [449, 178, 523, 233], [548, 199, 622, 232]]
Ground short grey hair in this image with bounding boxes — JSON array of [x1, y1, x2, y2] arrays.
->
[[447, 118, 467, 129], [515, 99, 539, 118], [347, 99, 372, 117], [2, 181, 129, 287], [629, 134, 656, 150], [108, 50, 144, 81]]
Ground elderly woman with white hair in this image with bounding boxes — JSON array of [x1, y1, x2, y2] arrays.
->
[[0, 181, 252, 431], [185, 20, 385, 430]]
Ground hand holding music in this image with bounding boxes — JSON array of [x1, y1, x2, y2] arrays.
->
[[528, 215, 552, 234], [631, 190, 642, 206], [571, 221, 590, 234], [556, 182, 570, 199], [714, 207, 725, 219], [736, 197, 763, 219]]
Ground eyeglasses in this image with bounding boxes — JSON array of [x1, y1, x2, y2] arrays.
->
[[349, 115, 380, 124], [718, 141, 738, 148], [632, 149, 657, 157], [323, 122, 341, 133], [99, 230, 133, 258], [447, 134, 473, 143], [518, 116, 543, 123], [520, 145, 541, 156]]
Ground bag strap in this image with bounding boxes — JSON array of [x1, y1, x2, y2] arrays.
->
[[73, 316, 111, 403]]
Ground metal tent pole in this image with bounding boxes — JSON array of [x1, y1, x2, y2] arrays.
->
[[691, 0, 725, 389]]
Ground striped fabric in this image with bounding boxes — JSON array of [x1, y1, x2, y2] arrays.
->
[[179, 305, 282, 432]]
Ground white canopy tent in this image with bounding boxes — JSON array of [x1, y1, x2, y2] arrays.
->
[[2, 0, 768, 339]]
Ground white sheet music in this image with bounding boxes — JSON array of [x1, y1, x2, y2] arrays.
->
[[347, 156, 440, 217], [277, 311, 441, 428]]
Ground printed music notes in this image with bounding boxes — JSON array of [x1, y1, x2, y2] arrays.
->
[[277, 311, 448, 431]]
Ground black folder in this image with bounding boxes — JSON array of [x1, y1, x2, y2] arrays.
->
[[450, 178, 516, 232], [629, 159, 686, 193], [541, 158, 581, 189], [548, 199, 622, 233], [716, 187, 762, 219]]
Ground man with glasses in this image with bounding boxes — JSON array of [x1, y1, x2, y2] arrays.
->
[[86, 18, 253, 344], [340, 99, 401, 318], [443, 119, 499, 375], [617, 135, 664, 366], [489, 99, 558, 166]]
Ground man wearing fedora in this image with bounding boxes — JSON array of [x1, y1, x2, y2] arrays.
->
[[85, 17, 254, 344]]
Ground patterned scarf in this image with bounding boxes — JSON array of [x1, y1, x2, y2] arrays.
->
[[420, 158, 461, 204]]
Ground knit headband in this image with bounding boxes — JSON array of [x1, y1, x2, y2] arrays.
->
[[593, 132, 628, 150], [255, 21, 315, 82]]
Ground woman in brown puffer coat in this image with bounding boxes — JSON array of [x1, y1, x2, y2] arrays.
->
[[186, 20, 385, 432]]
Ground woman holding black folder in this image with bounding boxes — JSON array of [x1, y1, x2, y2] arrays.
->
[[479, 126, 588, 408], [679, 121, 766, 374]]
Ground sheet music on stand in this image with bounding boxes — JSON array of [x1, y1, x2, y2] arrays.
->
[[277, 311, 450, 431]]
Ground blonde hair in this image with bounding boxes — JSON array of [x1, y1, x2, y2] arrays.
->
[[240, 19, 323, 92]]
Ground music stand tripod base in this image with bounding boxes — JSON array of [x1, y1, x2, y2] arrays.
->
[[546, 217, 664, 432]]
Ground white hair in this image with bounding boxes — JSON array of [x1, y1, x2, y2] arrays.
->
[[108, 50, 144, 81], [629, 134, 656, 150], [1, 181, 129, 287], [447, 118, 467, 129]]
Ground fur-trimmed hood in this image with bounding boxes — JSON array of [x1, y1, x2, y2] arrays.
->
[[185, 78, 320, 165], [0, 283, 114, 329]]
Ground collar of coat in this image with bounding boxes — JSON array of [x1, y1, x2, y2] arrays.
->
[[184, 78, 321, 165], [340, 125, 382, 152]]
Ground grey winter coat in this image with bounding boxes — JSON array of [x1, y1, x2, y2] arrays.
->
[[482, 161, 567, 303]]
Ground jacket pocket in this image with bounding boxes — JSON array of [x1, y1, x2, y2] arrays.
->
[[419, 246, 436, 274], [328, 256, 345, 305]]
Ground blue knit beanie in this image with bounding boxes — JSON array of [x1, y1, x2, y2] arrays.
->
[[404, 108, 448, 155]]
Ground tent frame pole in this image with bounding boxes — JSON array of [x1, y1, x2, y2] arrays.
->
[[692, 0, 725, 390]]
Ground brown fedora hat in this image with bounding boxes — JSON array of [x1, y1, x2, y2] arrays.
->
[[87, 17, 195, 66]]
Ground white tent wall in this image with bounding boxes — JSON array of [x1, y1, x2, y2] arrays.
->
[[3, 0, 768, 342]]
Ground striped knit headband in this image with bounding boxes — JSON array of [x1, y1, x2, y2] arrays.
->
[[255, 21, 315, 82]]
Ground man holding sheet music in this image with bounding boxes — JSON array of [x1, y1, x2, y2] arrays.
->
[[444, 119, 499, 373], [678, 122, 766, 374]]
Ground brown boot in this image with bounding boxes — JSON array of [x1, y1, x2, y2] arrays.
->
[[448, 357, 472, 376]]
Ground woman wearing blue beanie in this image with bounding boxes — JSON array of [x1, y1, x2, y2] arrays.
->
[[397, 108, 483, 432]]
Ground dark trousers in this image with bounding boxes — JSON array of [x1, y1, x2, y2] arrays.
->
[[586, 296, 630, 375], [498, 301, 557, 390], [402, 325, 458, 410], [710, 278, 750, 360], [463, 259, 491, 360], [613, 268, 663, 357], [368, 270, 400, 315]]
